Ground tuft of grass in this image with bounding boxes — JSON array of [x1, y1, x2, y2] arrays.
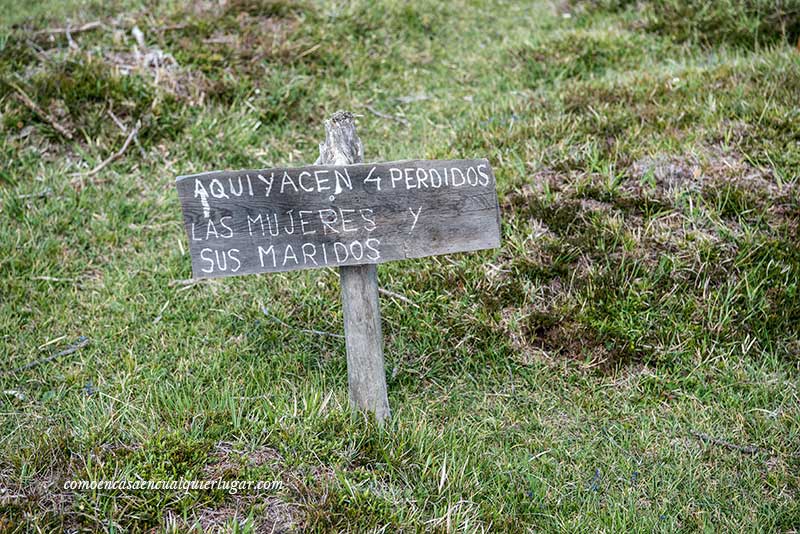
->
[[642, 0, 800, 48], [511, 28, 660, 84], [568, 0, 800, 48], [2, 56, 184, 144]]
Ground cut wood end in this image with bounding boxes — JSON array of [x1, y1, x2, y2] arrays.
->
[[316, 110, 363, 166]]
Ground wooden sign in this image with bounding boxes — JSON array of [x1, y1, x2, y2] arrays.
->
[[176, 159, 500, 279]]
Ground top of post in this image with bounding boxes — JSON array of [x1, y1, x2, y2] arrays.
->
[[315, 110, 364, 166]]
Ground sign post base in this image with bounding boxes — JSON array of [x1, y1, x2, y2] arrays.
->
[[340, 263, 390, 424], [175, 110, 502, 426]]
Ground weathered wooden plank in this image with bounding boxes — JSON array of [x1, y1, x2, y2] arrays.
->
[[340, 262, 390, 422], [318, 110, 388, 424], [175, 158, 500, 279]]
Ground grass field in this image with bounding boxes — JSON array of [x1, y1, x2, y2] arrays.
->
[[1, 0, 799, 531]]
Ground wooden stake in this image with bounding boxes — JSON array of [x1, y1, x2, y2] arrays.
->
[[316, 111, 391, 423], [340, 263, 390, 422]]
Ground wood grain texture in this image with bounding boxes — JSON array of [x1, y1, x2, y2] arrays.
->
[[340, 262, 390, 422], [175, 158, 501, 279], [173, 110, 503, 424], [318, 111, 389, 423]]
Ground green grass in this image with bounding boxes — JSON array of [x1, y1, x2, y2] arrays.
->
[[1, 0, 799, 531]]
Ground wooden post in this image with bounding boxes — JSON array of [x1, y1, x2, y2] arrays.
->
[[176, 112, 501, 425], [315, 111, 391, 423]]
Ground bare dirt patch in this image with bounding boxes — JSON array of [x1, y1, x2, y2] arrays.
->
[[0, 447, 84, 530], [166, 495, 297, 533], [500, 301, 633, 372], [628, 154, 704, 199], [629, 149, 798, 224], [203, 440, 284, 478], [171, 440, 299, 532]]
